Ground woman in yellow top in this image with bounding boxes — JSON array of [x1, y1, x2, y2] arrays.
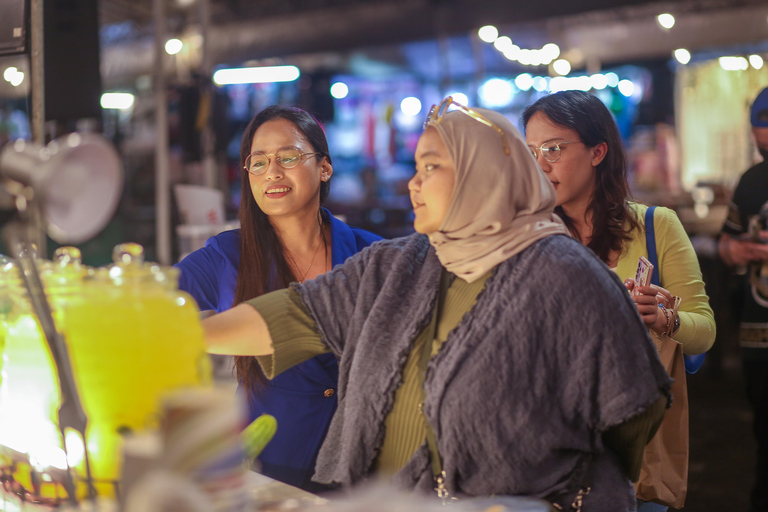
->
[[523, 90, 715, 511]]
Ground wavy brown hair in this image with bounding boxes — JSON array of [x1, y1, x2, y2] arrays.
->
[[522, 91, 641, 263], [233, 105, 331, 399]]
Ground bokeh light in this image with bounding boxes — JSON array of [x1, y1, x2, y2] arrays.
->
[[674, 48, 691, 64], [165, 38, 183, 55], [400, 97, 422, 117], [552, 59, 571, 76], [657, 13, 675, 29], [478, 25, 499, 43], [330, 82, 349, 99]]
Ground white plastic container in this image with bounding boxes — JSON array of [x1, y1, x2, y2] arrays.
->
[[174, 184, 225, 225]]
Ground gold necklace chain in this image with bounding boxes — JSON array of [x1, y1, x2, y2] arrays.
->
[[290, 225, 325, 283]]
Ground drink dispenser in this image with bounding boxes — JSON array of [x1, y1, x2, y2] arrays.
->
[[0, 243, 212, 502]]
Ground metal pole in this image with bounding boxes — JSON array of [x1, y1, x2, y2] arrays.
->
[[29, 0, 47, 253], [199, 0, 217, 190], [154, 0, 171, 265], [30, 0, 44, 145]]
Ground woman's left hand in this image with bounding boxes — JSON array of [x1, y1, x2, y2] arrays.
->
[[624, 279, 670, 334]]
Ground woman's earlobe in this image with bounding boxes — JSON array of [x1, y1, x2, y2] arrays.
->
[[321, 163, 333, 181], [592, 144, 608, 166]]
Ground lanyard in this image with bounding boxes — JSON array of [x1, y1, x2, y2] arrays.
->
[[417, 306, 443, 478]]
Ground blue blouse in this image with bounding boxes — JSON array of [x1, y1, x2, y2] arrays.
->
[[176, 209, 381, 490]]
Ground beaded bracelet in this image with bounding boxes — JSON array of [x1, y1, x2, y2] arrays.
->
[[658, 297, 682, 337], [658, 303, 671, 337]]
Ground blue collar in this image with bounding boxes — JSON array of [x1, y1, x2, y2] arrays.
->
[[323, 207, 359, 266]]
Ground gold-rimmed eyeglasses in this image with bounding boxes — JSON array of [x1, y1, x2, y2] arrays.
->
[[528, 141, 582, 163], [244, 146, 321, 176], [423, 96, 511, 156]]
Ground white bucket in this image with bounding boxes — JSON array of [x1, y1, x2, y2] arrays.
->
[[174, 184, 225, 225]]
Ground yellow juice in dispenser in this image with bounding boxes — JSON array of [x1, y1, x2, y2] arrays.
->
[[0, 244, 211, 502], [63, 244, 212, 497]]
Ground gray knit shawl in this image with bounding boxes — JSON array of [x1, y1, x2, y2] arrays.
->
[[294, 233, 671, 510]]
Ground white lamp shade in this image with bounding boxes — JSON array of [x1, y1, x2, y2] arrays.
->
[[0, 133, 123, 244]]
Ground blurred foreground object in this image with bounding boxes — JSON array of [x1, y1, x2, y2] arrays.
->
[[294, 482, 550, 512], [124, 386, 249, 512], [242, 414, 277, 461]]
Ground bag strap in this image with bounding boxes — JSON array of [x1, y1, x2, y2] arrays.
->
[[417, 271, 492, 502], [644, 205, 706, 374], [644, 206, 661, 287], [417, 271, 452, 502], [418, 291, 443, 478]]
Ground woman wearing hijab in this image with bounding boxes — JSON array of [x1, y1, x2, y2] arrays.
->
[[203, 98, 671, 510]]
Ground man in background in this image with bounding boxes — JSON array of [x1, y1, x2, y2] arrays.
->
[[719, 86, 768, 512]]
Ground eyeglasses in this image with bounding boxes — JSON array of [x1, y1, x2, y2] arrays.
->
[[244, 146, 321, 175], [423, 96, 511, 156], [528, 141, 581, 163]]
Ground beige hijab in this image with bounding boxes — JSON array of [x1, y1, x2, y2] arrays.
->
[[427, 107, 568, 283]]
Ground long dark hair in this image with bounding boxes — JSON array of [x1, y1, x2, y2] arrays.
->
[[233, 105, 331, 398], [522, 91, 640, 263]]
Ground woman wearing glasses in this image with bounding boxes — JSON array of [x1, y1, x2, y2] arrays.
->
[[523, 91, 715, 511], [202, 99, 670, 510], [176, 105, 381, 491]]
